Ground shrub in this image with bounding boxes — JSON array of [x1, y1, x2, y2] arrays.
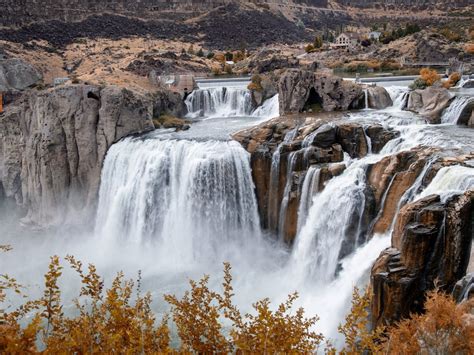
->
[[305, 44, 315, 53], [211, 66, 222, 76], [420, 68, 441, 86], [247, 74, 263, 92], [443, 72, 462, 88], [439, 27, 462, 42], [224, 51, 233, 61], [187, 44, 195, 55], [197, 48, 204, 57], [384, 289, 474, 354], [465, 43, 474, 55], [206, 51, 215, 59], [409, 78, 428, 90], [313, 36, 323, 49]]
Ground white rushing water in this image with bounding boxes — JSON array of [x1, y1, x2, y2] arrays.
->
[[441, 96, 474, 124], [185, 85, 279, 120], [95, 138, 261, 265]]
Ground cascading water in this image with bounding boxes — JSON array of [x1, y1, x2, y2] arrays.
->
[[185, 84, 280, 120], [185, 87, 253, 118], [290, 160, 370, 283], [296, 166, 321, 234], [96, 138, 261, 264], [416, 165, 474, 202], [441, 96, 474, 124]]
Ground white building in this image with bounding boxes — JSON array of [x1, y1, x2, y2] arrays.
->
[[331, 33, 361, 49], [369, 31, 382, 41]]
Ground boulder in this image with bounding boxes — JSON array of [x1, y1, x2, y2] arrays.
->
[[406, 86, 453, 123], [0, 85, 155, 227], [277, 69, 364, 114], [335, 123, 368, 158], [0, 58, 42, 91], [371, 191, 473, 327], [457, 99, 474, 127], [452, 273, 474, 302], [366, 85, 393, 109], [365, 125, 400, 154]]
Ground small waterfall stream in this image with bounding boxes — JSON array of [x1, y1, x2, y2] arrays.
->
[[441, 96, 474, 124], [185, 86, 280, 120]]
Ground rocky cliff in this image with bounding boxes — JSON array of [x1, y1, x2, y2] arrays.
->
[[371, 189, 473, 327], [0, 85, 156, 227]]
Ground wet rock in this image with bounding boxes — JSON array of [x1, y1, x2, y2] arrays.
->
[[0, 58, 42, 91], [308, 124, 336, 148], [366, 85, 393, 109], [371, 191, 473, 327], [335, 122, 368, 158], [457, 99, 474, 127], [0, 84, 155, 227], [406, 86, 453, 123], [236, 48, 300, 74], [452, 273, 474, 302], [364, 124, 400, 153], [367, 149, 430, 234]]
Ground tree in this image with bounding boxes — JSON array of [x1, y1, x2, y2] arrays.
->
[[314, 36, 323, 49]]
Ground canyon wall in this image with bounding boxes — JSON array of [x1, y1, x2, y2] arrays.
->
[[0, 85, 156, 227], [0, 0, 329, 27]]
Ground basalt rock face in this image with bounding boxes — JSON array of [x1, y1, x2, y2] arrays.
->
[[0, 58, 42, 91], [366, 85, 393, 109], [277, 69, 364, 114], [371, 190, 474, 328], [406, 86, 453, 123], [234, 48, 301, 74], [0, 85, 155, 227], [233, 114, 398, 244], [366, 149, 433, 235]]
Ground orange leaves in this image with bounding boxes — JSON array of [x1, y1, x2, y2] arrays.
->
[[420, 68, 441, 87], [385, 290, 474, 354]]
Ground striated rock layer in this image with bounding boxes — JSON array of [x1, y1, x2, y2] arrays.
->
[[233, 114, 399, 244], [0, 85, 155, 227], [371, 190, 474, 327]]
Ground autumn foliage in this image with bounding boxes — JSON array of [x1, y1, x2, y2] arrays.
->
[[420, 68, 441, 87], [2, 247, 474, 354]]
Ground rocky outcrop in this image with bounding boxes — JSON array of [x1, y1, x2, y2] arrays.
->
[[367, 149, 433, 235], [457, 99, 474, 127], [366, 85, 393, 109], [277, 69, 364, 114], [235, 48, 300, 74], [0, 85, 155, 227], [371, 190, 473, 327], [233, 114, 398, 243], [406, 86, 453, 123], [0, 58, 42, 91], [452, 273, 474, 302]]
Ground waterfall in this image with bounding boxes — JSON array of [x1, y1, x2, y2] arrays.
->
[[416, 165, 474, 202], [252, 94, 280, 119], [290, 160, 369, 283], [185, 86, 280, 120], [185, 87, 252, 118], [441, 96, 474, 124], [95, 138, 261, 264], [363, 88, 369, 109], [267, 127, 300, 232], [386, 86, 409, 110], [297, 166, 321, 234]]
